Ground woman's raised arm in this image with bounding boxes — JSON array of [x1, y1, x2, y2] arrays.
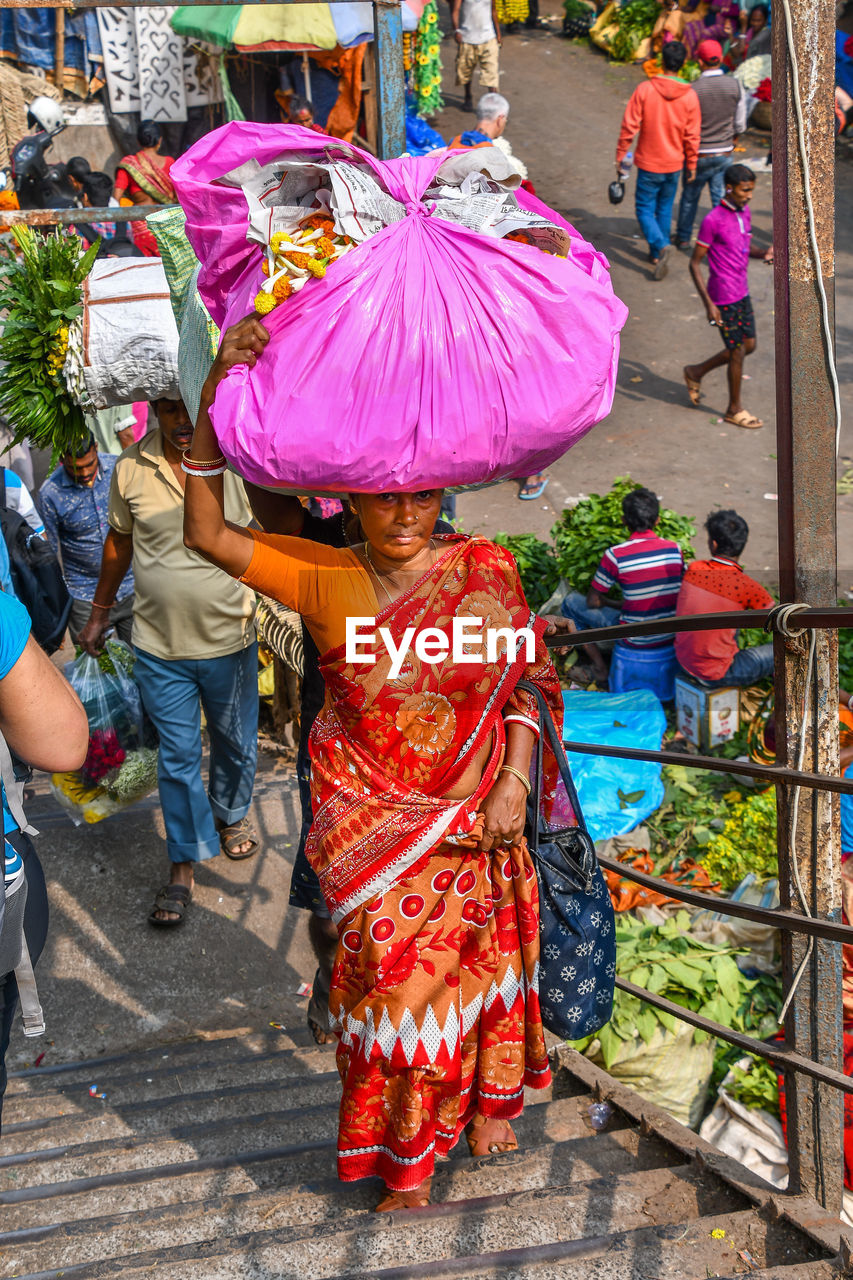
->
[[183, 317, 270, 578]]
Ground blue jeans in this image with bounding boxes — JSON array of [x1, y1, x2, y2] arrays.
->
[[560, 591, 621, 632], [634, 167, 681, 258], [675, 154, 730, 245], [134, 644, 259, 863], [685, 643, 774, 689]]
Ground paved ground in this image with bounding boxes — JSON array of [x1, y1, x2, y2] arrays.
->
[[8, 27, 853, 1074]]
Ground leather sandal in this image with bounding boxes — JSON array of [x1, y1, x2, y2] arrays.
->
[[465, 1113, 519, 1156], [215, 816, 260, 860], [147, 883, 191, 928], [375, 1178, 432, 1212]]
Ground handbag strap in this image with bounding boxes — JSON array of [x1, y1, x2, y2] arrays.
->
[[516, 679, 591, 844]]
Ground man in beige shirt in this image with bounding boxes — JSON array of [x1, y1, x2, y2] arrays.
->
[[80, 397, 259, 926]]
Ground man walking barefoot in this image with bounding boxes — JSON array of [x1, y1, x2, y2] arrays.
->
[[683, 164, 773, 429]]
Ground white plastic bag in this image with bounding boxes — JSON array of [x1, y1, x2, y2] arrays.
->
[[79, 260, 180, 409]]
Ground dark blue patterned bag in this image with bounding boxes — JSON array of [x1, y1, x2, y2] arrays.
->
[[518, 680, 616, 1040]]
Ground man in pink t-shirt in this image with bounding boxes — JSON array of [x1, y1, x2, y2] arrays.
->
[[681, 163, 773, 430]]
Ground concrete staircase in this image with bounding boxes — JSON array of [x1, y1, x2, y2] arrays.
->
[[1, 1028, 850, 1280]]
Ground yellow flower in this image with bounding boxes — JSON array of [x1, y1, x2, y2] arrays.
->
[[417, 53, 429, 64], [710, 1229, 726, 1240], [428, 44, 439, 55], [271, 232, 292, 252], [305, 259, 326, 279], [427, 10, 437, 21], [254, 290, 278, 315]]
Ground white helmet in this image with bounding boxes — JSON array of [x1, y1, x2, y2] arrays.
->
[[27, 96, 65, 135]]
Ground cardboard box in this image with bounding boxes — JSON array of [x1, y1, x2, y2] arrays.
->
[[675, 677, 740, 749]]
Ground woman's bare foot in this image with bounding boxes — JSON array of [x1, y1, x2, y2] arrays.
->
[[375, 1177, 432, 1211], [465, 1112, 519, 1156]]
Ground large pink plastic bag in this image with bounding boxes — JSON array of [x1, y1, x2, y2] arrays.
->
[[171, 123, 628, 493]]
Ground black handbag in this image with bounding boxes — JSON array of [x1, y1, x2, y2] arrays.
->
[[517, 680, 616, 1040]]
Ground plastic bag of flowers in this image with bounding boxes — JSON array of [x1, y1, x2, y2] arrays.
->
[[51, 639, 159, 825], [171, 123, 628, 494]]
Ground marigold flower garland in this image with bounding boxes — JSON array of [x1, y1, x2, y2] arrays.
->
[[411, 0, 444, 118], [254, 214, 355, 315]]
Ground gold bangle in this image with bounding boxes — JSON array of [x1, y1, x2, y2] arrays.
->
[[91, 601, 114, 611], [500, 764, 532, 795]]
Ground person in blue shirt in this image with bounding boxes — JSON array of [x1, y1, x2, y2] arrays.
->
[[0, 589, 87, 1127], [40, 435, 134, 646]]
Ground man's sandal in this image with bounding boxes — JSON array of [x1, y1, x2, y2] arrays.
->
[[215, 816, 260, 860], [375, 1179, 432, 1212], [724, 409, 764, 430], [147, 883, 191, 928], [465, 1114, 519, 1156], [683, 368, 702, 405]]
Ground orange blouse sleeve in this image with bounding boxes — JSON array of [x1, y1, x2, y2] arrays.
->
[[239, 529, 376, 654]]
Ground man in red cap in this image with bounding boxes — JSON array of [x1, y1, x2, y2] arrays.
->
[[674, 38, 747, 248]]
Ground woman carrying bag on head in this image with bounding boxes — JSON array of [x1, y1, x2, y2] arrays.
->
[[183, 315, 568, 1212]]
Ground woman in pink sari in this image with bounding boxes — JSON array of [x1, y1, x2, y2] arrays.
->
[[113, 120, 176, 257]]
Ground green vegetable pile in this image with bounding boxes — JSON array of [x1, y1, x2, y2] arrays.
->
[[647, 764, 742, 866], [609, 0, 659, 63], [494, 532, 559, 611], [552, 476, 696, 594], [701, 791, 777, 892], [563, 0, 592, 18], [572, 911, 760, 1070], [0, 225, 98, 465], [726, 1053, 780, 1117]]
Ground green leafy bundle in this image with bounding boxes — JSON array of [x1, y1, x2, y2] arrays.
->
[[493, 532, 560, 611], [711, 972, 782, 1094], [609, 0, 659, 62], [647, 764, 743, 868], [573, 911, 757, 1069], [551, 476, 696, 594], [727, 1053, 780, 1117], [0, 225, 98, 464], [700, 791, 777, 892]]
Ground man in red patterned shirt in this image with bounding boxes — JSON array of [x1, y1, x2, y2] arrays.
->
[[675, 509, 773, 685]]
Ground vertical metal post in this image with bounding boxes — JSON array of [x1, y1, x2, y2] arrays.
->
[[772, 0, 843, 1211], [373, 0, 405, 159], [55, 8, 65, 100]]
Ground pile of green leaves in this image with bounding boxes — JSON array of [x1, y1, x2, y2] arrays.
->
[[551, 476, 696, 594], [572, 911, 759, 1069], [710, 971, 782, 1094], [701, 791, 777, 892], [563, 0, 592, 18], [493, 532, 560, 611], [727, 1053, 780, 1117], [0, 225, 98, 464], [610, 0, 659, 62], [646, 764, 743, 870]]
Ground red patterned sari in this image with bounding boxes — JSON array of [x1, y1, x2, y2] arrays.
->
[[306, 534, 563, 1191]]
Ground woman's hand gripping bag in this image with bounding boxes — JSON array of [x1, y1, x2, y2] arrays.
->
[[171, 124, 628, 493]]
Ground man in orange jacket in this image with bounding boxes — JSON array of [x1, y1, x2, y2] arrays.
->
[[615, 41, 700, 280]]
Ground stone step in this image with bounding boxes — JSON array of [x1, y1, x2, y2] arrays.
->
[[321, 1210, 833, 1280], [3, 1039, 335, 1122], [6, 1163, 747, 1280], [0, 1070, 342, 1154], [0, 1128, 683, 1275], [0, 1094, 610, 1217]]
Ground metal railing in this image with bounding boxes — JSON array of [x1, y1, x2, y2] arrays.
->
[[542, 605, 853, 1106]]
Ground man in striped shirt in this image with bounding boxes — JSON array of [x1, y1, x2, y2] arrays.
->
[[561, 488, 685, 662]]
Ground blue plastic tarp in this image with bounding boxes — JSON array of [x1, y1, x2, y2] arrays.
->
[[561, 689, 666, 843]]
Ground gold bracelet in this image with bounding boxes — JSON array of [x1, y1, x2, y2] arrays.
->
[[500, 764, 532, 795], [91, 601, 114, 611]]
